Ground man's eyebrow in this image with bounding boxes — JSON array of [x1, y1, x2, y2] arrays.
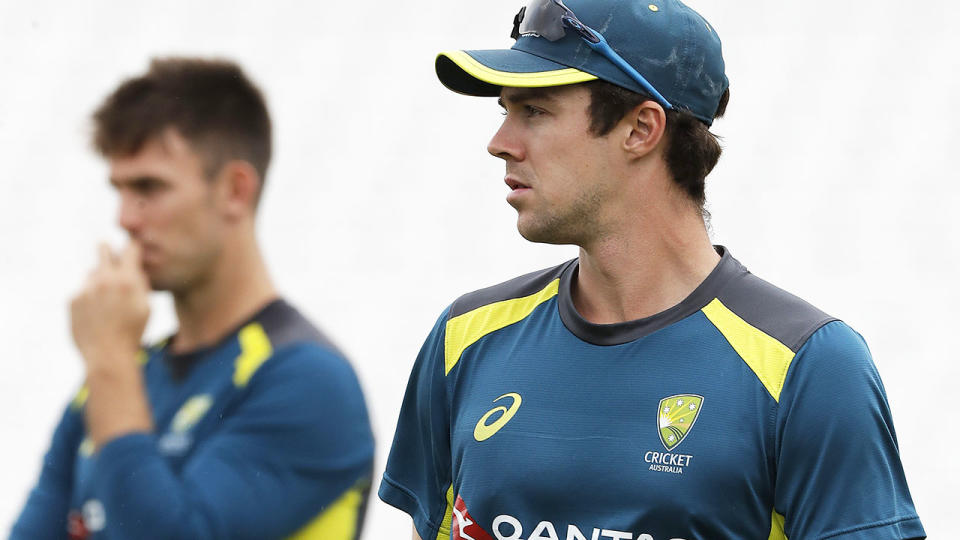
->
[[499, 88, 558, 107], [109, 175, 164, 188]]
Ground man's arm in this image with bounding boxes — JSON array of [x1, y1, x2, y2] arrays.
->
[[10, 399, 85, 539], [379, 309, 455, 540], [413, 523, 423, 540], [70, 243, 153, 448], [774, 321, 925, 539], [88, 343, 373, 539]]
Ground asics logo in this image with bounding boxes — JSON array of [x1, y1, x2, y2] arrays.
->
[[474, 393, 522, 442]]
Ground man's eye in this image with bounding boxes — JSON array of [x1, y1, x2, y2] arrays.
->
[[524, 105, 544, 117], [132, 181, 161, 194]]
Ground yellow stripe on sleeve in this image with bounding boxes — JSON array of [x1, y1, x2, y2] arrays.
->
[[768, 509, 788, 540], [701, 298, 795, 402], [232, 323, 273, 387], [444, 279, 560, 375], [435, 484, 454, 540], [439, 51, 598, 88], [286, 484, 366, 540]]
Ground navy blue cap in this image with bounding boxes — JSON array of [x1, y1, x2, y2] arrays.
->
[[436, 0, 729, 125]]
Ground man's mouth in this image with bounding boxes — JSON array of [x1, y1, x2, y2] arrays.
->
[[505, 177, 530, 191]]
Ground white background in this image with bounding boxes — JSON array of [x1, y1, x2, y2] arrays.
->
[[1, 1, 957, 538]]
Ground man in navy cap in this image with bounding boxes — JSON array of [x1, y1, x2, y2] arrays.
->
[[380, 1, 925, 539]]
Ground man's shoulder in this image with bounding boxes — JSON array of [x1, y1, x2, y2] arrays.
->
[[448, 260, 573, 320], [253, 299, 344, 356], [716, 258, 838, 353], [232, 299, 355, 388]]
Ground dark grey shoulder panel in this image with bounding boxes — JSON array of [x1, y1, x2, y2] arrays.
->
[[255, 299, 344, 356], [717, 265, 837, 352], [448, 260, 573, 319]]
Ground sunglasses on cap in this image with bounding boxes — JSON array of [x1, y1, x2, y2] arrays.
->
[[512, 0, 674, 111]]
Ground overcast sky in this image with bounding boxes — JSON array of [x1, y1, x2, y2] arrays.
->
[[1, 1, 957, 537]]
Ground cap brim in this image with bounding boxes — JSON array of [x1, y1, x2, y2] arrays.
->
[[436, 49, 598, 97]]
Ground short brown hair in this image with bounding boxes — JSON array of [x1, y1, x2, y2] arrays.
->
[[586, 80, 729, 211], [92, 57, 272, 188]]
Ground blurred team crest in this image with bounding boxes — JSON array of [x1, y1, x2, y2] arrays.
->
[[658, 394, 704, 451]]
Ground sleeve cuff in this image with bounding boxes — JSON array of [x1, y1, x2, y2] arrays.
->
[[823, 515, 925, 539], [92, 432, 157, 479], [378, 473, 440, 540]]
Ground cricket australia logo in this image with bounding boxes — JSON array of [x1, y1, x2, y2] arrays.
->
[[644, 394, 703, 475], [658, 394, 703, 450]]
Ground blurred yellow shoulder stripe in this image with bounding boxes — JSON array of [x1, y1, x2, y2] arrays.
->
[[233, 323, 273, 387]]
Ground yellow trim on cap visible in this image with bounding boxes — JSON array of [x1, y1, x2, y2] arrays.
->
[[444, 279, 560, 375], [439, 50, 597, 88], [701, 298, 795, 403]]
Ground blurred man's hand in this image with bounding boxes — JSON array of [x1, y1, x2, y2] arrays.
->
[[70, 242, 150, 366], [71, 242, 153, 447]]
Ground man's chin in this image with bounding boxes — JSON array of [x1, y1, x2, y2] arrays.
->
[[146, 274, 176, 293], [517, 219, 569, 246]]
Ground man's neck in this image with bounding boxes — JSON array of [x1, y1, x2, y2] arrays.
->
[[170, 236, 276, 353], [572, 200, 720, 325]]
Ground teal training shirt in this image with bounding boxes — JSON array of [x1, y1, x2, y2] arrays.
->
[[13, 300, 374, 540], [379, 247, 924, 540]]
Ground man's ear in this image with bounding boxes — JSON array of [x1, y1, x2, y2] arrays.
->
[[622, 101, 667, 158], [216, 160, 261, 220]]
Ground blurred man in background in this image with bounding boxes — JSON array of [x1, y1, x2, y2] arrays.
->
[[12, 58, 373, 539], [379, 0, 924, 539]]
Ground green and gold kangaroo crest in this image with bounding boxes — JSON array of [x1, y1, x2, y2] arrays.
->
[[658, 394, 704, 451]]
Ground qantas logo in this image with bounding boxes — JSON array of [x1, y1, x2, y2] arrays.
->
[[452, 496, 689, 540], [474, 393, 522, 442]]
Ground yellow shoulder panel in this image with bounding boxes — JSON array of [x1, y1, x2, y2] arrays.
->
[[434, 484, 454, 540], [768, 509, 788, 540], [286, 484, 366, 540], [701, 298, 795, 402], [232, 323, 273, 387], [444, 279, 560, 375]]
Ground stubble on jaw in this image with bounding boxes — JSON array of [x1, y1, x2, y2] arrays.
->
[[515, 186, 608, 246]]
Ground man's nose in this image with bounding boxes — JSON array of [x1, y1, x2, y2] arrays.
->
[[117, 192, 144, 234], [487, 119, 524, 162]]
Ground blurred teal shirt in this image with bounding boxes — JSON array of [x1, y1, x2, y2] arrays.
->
[[13, 300, 374, 540]]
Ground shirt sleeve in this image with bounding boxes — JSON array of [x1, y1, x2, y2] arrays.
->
[[89, 343, 374, 540], [378, 308, 453, 540], [774, 320, 925, 539], [10, 400, 85, 540]]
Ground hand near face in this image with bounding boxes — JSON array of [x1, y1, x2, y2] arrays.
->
[[70, 242, 150, 367]]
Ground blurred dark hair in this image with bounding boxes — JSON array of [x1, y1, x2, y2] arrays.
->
[[92, 57, 272, 192], [585, 80, 729, 211]]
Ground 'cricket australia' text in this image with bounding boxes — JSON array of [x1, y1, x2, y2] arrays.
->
[[644, 451, 693, 475]]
